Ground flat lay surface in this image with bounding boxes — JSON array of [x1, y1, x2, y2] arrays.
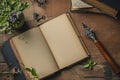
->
[[0, 0, 120, 80]]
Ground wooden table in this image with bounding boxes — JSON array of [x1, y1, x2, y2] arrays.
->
[[0, 0, 120, 80]]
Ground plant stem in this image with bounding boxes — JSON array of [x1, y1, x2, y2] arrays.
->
[[0, 71, 13, 75]]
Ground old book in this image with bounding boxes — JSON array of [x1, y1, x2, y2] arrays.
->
[[98, 0, 120, 19], [71, 0, 93, 11], [2, 13, 88, 79], [70, 0, 103, 14], [83, 0, 120, 19], [99, 0, 120, 10]]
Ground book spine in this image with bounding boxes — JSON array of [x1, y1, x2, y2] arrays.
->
[[1, 41, 26, 80]]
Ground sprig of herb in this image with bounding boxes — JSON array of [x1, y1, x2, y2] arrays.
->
[[25, 67, 39, 80], [83, 59, 97, 70], [0, 67, 39, 80]]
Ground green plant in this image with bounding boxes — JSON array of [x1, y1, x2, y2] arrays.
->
[[83, 59, 97, 70], [0, 0, 29, 34], [25, 67, 39, 80], [0, 67, 39, 80]]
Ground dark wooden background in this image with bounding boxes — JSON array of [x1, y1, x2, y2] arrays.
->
[[0, 0, 120, 80]]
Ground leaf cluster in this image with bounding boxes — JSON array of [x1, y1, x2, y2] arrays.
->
[[0, 0, 29, 33], [83, 59, 97, 70], [25, 67, 39, 80]]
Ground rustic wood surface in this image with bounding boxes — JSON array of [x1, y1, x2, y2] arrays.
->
[[0, 0, 120, 80]]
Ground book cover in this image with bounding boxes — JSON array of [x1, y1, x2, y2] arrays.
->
[[2, 41, 26, 80]]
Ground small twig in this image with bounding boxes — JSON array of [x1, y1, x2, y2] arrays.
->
[[0, 72, 13, 75], [0, 67, 22, 75]]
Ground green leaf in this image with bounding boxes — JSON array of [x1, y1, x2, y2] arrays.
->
[[83, 64, 90, 68], [88, 59, 92, 65], [25, 67, 39, 79], [13, 2, 21, 11], [31, 68, 38, 77], [23, 2, 29, 8], [20, 2, 29, 11], [9, 1, 16, 5], [25, 68, 32, 72], [92, 62, 97, 66]]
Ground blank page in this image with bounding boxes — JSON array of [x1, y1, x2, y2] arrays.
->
[[40, 14, 88, 69], [71, 0, 92, 10], [11, 28, 58, 78]]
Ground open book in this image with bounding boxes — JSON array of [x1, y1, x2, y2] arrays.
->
[[3, 13, 88, 79]]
